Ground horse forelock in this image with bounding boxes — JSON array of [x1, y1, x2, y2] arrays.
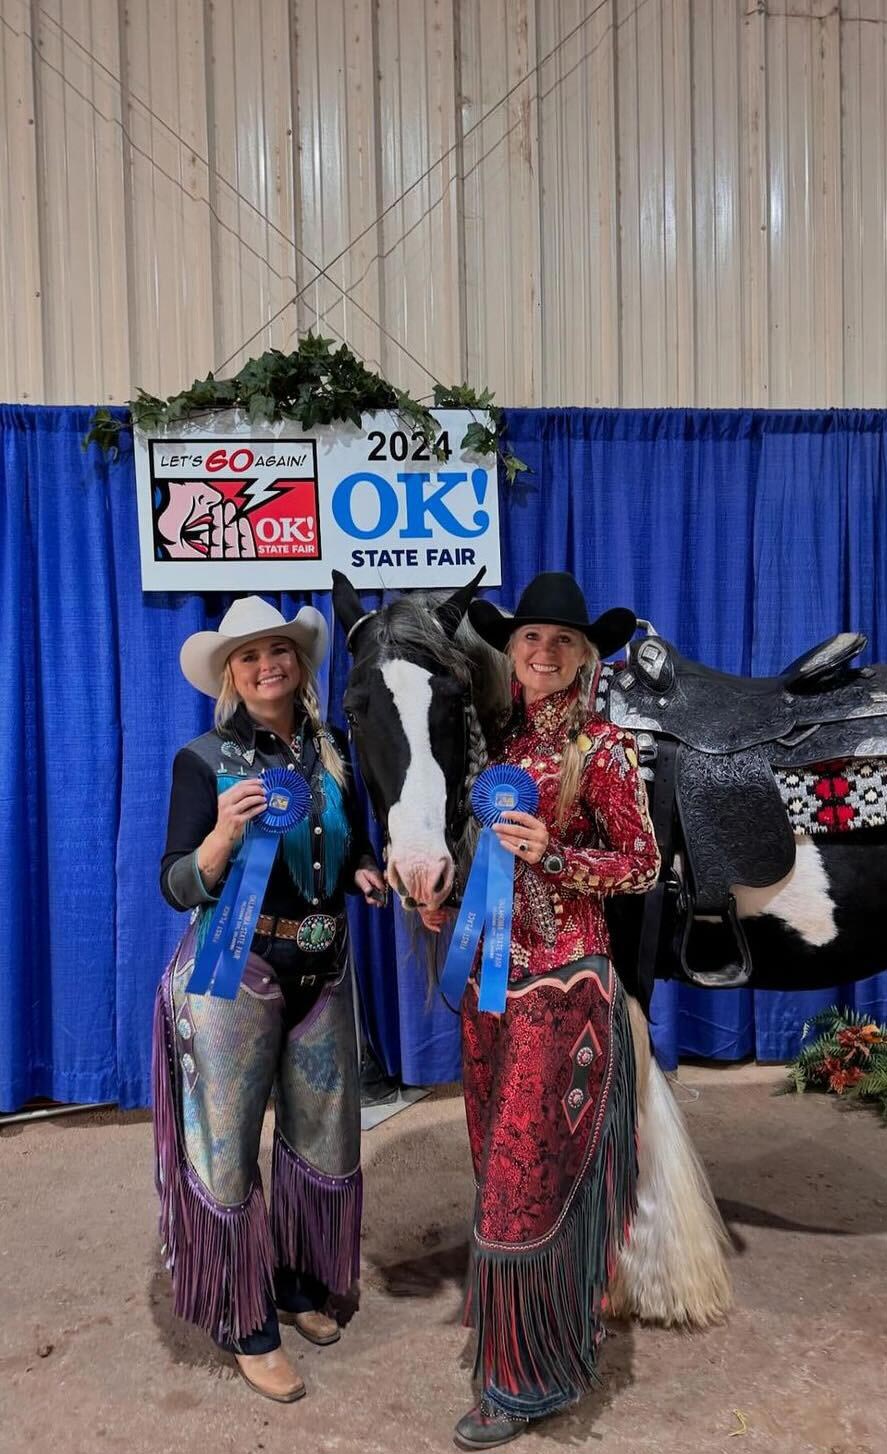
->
[[372, 594, 474, 682], [358, 590, 510, 739]]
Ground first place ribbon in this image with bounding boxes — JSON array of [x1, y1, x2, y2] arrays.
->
[[187, 766, 311, 999], [438, 765, 539, 1015]]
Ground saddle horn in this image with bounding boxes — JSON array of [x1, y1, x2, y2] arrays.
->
[[433, 566, 487, 639]]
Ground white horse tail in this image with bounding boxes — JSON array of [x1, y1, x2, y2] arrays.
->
[[609, 995, 732, 1328]]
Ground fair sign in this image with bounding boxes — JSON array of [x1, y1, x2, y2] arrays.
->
[[133, 409, 501, 590]]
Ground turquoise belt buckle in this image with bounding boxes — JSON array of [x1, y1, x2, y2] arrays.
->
[[296, 914, 338, 953]]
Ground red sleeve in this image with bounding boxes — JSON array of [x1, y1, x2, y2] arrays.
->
[[540, 726, 660, 897]]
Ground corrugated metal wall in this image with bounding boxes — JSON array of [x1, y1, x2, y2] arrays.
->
[[2, 0, 887, 407]]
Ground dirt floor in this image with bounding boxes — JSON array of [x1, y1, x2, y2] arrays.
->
[[1, 1065, 886, 1454]]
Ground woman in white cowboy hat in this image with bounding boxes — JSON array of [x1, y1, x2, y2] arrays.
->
[[152, 596, 385, 1403]]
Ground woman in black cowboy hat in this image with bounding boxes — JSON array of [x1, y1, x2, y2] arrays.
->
[[425, 571, 659, 1448]]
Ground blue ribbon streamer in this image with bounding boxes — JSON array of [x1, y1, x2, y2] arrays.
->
[[438, 765, 538, 1014], [187, 766, 311, 999]]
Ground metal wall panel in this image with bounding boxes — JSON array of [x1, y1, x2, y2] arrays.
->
[[2, 0, 887, 407], [292, 0, 384, 371], [459, 0, 542, 404], [1, 0, 43, 400]]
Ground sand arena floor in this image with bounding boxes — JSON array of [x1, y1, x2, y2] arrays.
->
[[1, 1065, 885, 1454]]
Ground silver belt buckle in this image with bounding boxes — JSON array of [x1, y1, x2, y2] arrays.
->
[[300, 973, 317, 988]]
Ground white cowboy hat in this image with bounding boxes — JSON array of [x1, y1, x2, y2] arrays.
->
[[180, 596, 329, 698]]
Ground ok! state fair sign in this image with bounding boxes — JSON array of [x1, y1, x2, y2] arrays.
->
[[134, 409, 501, 591]]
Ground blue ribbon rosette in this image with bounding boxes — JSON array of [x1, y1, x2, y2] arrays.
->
[[438, 765, 539, 1015], [187, 766, 311, 999]]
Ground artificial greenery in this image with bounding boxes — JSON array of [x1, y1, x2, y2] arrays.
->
[[785, 1005, 887, 1122], [85, 333, 528, 483], [432, 380, 529, 482]]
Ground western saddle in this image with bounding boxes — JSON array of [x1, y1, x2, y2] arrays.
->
[[606, 627, 887, 988]]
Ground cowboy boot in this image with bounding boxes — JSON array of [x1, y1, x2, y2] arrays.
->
[[453, 1399, 528, 1450], [279, 1308, 341, 1346], [234, 1348, 306, 1403]]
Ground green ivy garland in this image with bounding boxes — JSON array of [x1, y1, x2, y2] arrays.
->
[[85, 332, 527, 484]]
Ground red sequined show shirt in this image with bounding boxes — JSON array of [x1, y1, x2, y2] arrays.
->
[[494, 687, 660, 982]]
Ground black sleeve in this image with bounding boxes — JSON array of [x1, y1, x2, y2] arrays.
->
[[329, 726, 379, 889], [160, 747, 221, 911]]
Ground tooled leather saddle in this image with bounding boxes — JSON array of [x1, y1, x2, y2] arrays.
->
[[605, 628, 887, 988]]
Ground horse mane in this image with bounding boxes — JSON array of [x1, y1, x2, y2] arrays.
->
[[373, 591, 513, 879], [376, 591, 513, 734]]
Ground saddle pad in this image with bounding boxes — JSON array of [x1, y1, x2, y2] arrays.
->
[[778, 760, 887, 834]]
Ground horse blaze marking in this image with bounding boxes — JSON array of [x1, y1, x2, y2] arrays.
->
[[381, 660, 448, 857]]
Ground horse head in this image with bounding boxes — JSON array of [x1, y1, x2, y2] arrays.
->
[[332, 569, 508, 911]]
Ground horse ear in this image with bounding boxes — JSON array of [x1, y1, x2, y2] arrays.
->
[[331, 570, 366, 643], [433, 566, 487, 638]]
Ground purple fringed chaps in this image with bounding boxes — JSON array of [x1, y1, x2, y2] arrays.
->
[[270, 1130, 363, 1296], [151, 979, 275, 1343]]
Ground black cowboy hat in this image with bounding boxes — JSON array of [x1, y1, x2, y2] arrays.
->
[[468, 572, 637, 658]]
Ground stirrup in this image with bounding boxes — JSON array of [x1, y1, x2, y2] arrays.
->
[[679, 893, 753, 989]]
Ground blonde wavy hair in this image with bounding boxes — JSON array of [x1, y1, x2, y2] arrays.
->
[[214, 638, 347, 789], [506, 635, 600, 828]]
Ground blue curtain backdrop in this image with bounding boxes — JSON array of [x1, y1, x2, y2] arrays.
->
[[2, 404, 887, 1110]]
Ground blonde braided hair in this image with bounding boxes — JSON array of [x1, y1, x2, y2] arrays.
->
[[553, 652, 598, 826], [214, 642, 347, 789]]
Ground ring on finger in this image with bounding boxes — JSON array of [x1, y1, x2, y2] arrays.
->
[[519, 840, 529, 853]]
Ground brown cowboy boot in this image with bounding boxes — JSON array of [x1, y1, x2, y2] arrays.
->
[[279, 1308, 341, 1346], [234, 1348, 306, 1403]]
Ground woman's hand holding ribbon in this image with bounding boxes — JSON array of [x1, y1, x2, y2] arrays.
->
[[214, 778, 268, 845], [190, 767, 310, 998], [197, 779, 268, 891], [491, 810, 549, 865], [437, 765, 539, 1014]]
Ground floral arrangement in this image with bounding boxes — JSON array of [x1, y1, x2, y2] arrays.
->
[[785, 1005, 887, 1120]]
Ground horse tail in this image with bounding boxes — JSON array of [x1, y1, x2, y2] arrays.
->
[[608, 995, 732, 1328]]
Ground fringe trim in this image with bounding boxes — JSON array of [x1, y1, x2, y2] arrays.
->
[[282, 770, 350, 899], [215, 769, 350, 899], [270, 1131, 362, 1296], [468, 989, 638, 1414], [151, 975, 275, 1343]]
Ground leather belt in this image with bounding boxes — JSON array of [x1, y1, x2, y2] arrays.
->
[[255, 913, 303, 941], [252, 912, 343, 989], [253, 911, 341, 954]]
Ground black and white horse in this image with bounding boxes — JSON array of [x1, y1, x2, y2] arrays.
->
[[334, 572, 887, 999], [332, 570, 887, 1325]]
